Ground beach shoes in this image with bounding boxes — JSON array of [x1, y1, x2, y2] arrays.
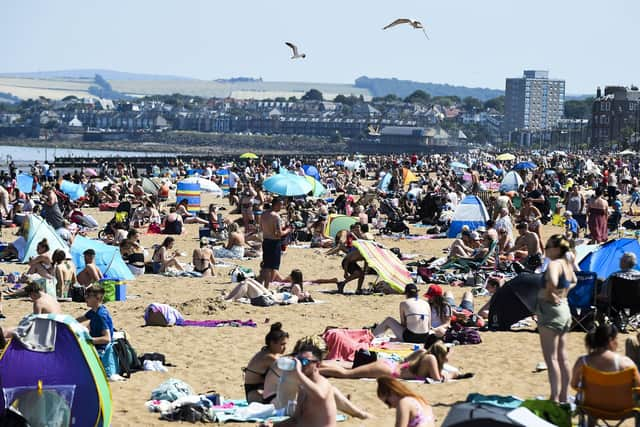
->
[[535, 362, 547, 372], [336, 281, 346, 294], [109, 374, 126, 382]]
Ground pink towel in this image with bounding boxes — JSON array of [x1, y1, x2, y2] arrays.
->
[[323, 329, 373, 361]]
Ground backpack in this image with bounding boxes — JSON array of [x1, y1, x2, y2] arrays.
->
[[69, 285, 85, 302], [443, 324, 482, 345], [250, 295, 276, 307], [112, 336, 143, 377]]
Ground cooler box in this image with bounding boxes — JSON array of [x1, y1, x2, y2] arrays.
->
[[115, 284, 127, 301]]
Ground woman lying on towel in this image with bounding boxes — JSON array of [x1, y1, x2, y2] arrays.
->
[[243, 323, 289, 404], [225, 278, 301, 304], [319, 341, 469, 383], [262, 335, 371, 420]]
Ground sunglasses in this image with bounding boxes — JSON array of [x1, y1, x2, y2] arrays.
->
[[297, 356, 319, 367]]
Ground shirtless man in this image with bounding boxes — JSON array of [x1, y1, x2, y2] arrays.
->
[[260, 197, 292, 289], [77, 249, 103, 287], [27, 281, 61, 314], [513, 222, 542, 270], [373, 283, 431, 343], [337, 248, 368, 294], [448, 229, 474, 259], [269, 344, 337, 427]]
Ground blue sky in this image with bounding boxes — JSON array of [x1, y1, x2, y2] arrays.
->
[[2, 0, 638, 94]]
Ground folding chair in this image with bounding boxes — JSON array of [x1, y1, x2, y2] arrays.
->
[[607, 276, 640, 332], [575, 365, 640, 427], [568, 271, 598, 332]]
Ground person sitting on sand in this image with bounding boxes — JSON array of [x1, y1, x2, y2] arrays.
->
[[424, 285, 451, 337], [377, 376, 435, 427], [25, 238, 54, 280], [77, 249, 103, 287], [152, 237, 184, 274], [320, 341, 469, 383], [52, 249, 77, 298], [309, 215, 333, 249], [27, 280, 61, 314], [477, 276, 504, 319], [244, 323, 289, 403], [176, 199, 209, 225], [213, 222, 247, 259], [263, 344, 338, 427], [192, 237, 216, 277], [373, 284, 431, 343], [264, 335, 371, 420], [513, 221, 542, 270], [120, 229, 146, 277], [277, 269, 314, 303], [448, 228, 474, 259], [162, 207, 183, 235]]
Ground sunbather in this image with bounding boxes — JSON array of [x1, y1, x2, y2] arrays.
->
[[151, 237, 184, 274], [320, 342, 466, 383], [373, 284, 432, 343], [192, 237, 216, 277], [244, 322, 289, 403], [225, 278, 299, 305], [377, 376, 435, 427], [263, 335, 371, 420]]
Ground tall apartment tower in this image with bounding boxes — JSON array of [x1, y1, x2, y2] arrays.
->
[[503, 70, 565, 133]]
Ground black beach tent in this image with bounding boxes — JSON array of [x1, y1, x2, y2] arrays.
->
[[488, 273, 544, 331]]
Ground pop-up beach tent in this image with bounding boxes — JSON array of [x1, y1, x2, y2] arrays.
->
[[323, 214, 358, 239], [0, 314, 112, 426], [20, 215, 69, 263], [578, 238, 640, 280], [16, 173, 41, 194], [488, 273, 543, 331], [499, 171, 524, 192], [70, 235, 134, 280], [447, 195, 490, 238], [59, 180, 85, 201], [352, 240, 411, 293]]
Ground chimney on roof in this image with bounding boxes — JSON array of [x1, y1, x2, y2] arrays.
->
[[596, 87, 602, 98]]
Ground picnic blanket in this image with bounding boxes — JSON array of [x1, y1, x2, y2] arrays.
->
[[352, 240, 412, 293], [178, 320, 256, 328]]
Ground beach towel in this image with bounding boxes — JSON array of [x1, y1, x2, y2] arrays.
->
[[178, 320, 256, 328], [323, 329, 373, 361], [144, 303, 256, 328], [352, 240, 412, 293], [212, 400, 348, 423]]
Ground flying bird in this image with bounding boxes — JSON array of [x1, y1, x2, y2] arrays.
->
[[285, 42, 306, 59], [383, 18, 429, 39]]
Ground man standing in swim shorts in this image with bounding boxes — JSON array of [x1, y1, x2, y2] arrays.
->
[[260, 197, 291, 289]]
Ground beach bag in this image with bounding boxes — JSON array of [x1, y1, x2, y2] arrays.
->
[[139, 352, 167, 366], [352, 349, 378, 368], [230, 266, 254, 283], [99, 280, 118, 303], [69, 284, 85, 302], [147, 223, 162, 234], [112, 336, 143, 378], [443, 324, 482, 345], [250, 295, 276, 307]]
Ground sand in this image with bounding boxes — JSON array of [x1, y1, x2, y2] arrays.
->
[[0, 193, 631, 426]]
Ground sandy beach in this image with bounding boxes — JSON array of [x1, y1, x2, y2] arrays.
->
[[0, 192, 624, 426]]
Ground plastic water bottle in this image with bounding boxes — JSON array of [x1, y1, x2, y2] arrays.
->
[[286, 400, 297, 416], [413, 344, 420, 352], [277, 357, 296, 371]]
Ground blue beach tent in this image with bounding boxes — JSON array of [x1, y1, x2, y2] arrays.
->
[[60, 180, 85, 201], [578, 238, 640, 280], [447, 195, 490, 238], [70, 236, 134, 280], [17, 174, 41, 194], [499, 171, 524, 192], [21, 215, 70, 263]]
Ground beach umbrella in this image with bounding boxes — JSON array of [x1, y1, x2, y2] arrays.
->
[[83, 168, 98, 177], [180, 177, 223, 195], [496, 153, 516, 161], [450, 161, 469, 169], [239, 152, 258, 159], [302, 165, 320, 180], [402, 167, 418, 189], [304, 176, 327, 197], [323, 214, 358, 238], [263, 174, 312, 196], [513, 161, 537, 170], [484, 162, 498, 171]]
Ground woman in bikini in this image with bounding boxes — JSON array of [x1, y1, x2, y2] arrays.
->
[[377, 376, 435, 427], [319, 342, 467, 383], [244, 323, 289, 404], [176, 199, 208, 225], [120, 229, 146, 276], [52, 249, 77, 298], [151, 237, 183, 273], [213, 222, 246, 259], [191, 238, 216, 277], [25, 239, 54, 280]]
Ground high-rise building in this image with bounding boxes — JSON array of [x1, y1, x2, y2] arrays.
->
[[503, 70, 565, 133]]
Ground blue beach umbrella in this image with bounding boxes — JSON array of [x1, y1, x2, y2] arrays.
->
[[450, 162, 469, 169], [513, 161, 537, 170], [302, 165, 320, 180], [263, 174, 313, 196]]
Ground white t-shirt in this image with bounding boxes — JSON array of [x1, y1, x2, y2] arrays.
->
[[228, 172, 239, 189]]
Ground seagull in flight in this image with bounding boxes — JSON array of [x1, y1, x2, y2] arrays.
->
[[285, 42, 306, 59], [383, 18, 429, 39]]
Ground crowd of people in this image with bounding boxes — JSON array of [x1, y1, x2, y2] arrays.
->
[[1, 150, 640, 425]]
